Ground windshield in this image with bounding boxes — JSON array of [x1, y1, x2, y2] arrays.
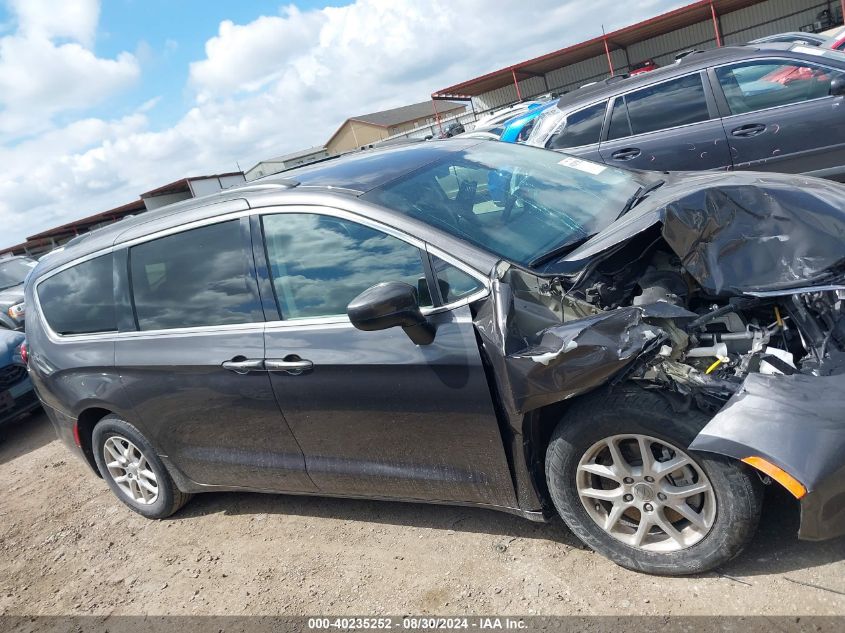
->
[[0, 257, 36, 290], [364, 142, 642, 268]]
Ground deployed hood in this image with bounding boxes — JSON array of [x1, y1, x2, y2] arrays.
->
[[563, 171, 845, 295]]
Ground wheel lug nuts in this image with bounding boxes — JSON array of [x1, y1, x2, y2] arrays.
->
[[657, 493, 666, 501], [623, 494, 634, 502], [644, 503, 654, 512], [645, 476, 654, 483], [623, 477, 634, 484]]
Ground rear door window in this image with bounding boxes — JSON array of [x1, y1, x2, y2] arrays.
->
[[548, 101, 607, 149], [129, 220, 262, 331], [715, 59, 845, 114], [38, 254, 116, 335], [609, 73, 710, 139]]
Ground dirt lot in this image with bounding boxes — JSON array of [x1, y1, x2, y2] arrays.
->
[[1, 411, 844, 618]]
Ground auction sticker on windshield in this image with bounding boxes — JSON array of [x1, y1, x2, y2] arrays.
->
[[558, 156, 606, 174]]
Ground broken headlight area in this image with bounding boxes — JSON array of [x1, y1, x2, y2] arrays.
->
[[568, 240, 844, 414]]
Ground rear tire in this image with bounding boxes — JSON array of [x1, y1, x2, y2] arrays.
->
[[92, 414, 191, 519], [545, 385, 763, 575]]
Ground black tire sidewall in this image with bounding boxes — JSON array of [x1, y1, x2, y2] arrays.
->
[[92, 415, 177, 519], [546, 388, 762, 575]]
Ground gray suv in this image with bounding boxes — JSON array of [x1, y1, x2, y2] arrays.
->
[[527, 44, 845, 180]]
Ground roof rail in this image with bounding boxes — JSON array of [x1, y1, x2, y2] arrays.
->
[[234, 178, 300, 192]]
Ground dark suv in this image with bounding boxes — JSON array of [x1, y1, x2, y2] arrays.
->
[[527, 44, 845, 180], [25, 140, 845, 575], [0, 256, 36, 330]]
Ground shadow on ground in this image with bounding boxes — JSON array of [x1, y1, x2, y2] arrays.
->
[[0, 409, 51, 466], [179, 478, 845, 577], [721, 486, 845, 578], [179, 486, 585, 549], [6, 411, 842, 578]]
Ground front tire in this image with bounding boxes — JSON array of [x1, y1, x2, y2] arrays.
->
[[545, 386, 763, 575], [92, 414, 191, 519]]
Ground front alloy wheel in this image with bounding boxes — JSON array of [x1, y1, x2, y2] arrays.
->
[[545, 386, 763, 575], [576, 434, 715, 552]]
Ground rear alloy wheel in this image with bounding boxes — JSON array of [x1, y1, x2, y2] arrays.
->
[[546, 386, 763, 575], [92, 414, 191, 519], [102, 435, 160, 505]]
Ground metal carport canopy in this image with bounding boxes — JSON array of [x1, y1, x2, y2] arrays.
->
[[431, 0, 760, 100]]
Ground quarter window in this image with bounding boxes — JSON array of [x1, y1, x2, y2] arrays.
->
[[548, 101, 607, 149], [430, 255, 484, 304], [609, 74, 710, 139], [715, 60, 845, 115], [129, 220, 262, 331], [262, 213, 432, 320], [38, 254, 116, 335]]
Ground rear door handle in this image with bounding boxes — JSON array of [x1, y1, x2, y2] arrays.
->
[[265, 356, 314, 375], [730, 123, 766, 138], [611, 148, 641, 160], [222, 358, 265, 374]]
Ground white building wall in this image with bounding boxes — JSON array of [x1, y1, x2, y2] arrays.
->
[[143, 191, 191, 211]]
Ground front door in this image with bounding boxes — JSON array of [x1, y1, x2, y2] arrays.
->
[[710, 58, 845, 179], [115, 217, 316, 493], [258, 209, 518, 508], [598, 72, 733, 172]]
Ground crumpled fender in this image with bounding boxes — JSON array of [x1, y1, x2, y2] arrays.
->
[[690, 372, 845, 540], [473, 264, 665, 416]]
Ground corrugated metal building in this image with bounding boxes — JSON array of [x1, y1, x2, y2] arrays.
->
[[433, 0, 842, 114], [1, 172, 246, 256]]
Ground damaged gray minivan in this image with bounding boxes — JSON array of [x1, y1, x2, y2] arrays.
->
[[25, 140, 845, 575]]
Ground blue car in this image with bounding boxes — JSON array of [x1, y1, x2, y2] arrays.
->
[[499, 100, 556, 143], [0, 329, 38, 428]]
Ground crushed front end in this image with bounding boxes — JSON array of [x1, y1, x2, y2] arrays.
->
[[473, 173, 845, 540]]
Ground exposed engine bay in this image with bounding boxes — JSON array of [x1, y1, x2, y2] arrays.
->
[[571, 231, 845, 412]]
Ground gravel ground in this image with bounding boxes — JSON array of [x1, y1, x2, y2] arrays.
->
[[1, 411, 844, 618]]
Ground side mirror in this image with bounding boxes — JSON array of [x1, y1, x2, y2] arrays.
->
[[347, 281, 436, 345], [830, 76, 845, 97]]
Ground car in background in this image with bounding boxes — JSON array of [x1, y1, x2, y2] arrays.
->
[[825, 26, 845, 51], [471, 100, 543, 131], [629, 59, 659, 75], [526, 44, 845, 181], [0, 256, 37, 330], [499, 100, 556, 143], [749, 32, 827, 46], [0, 330, 38, 432]]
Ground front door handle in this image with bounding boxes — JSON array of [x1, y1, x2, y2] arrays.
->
[[731, 123, 766, 138], [265, 356, 314, 375], [611, 148, 641, 160], [222, 358, 265, 374]]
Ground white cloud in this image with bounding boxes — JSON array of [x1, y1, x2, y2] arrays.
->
[[0, 0, 139, 139], [9, 0, 99, 45], [1, 0, 682, 246]]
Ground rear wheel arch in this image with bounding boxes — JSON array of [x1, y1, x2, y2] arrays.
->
[[75, 406, 114, 476]]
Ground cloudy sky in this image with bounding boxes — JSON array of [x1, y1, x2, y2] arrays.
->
[[0, 0, 684, 247]]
